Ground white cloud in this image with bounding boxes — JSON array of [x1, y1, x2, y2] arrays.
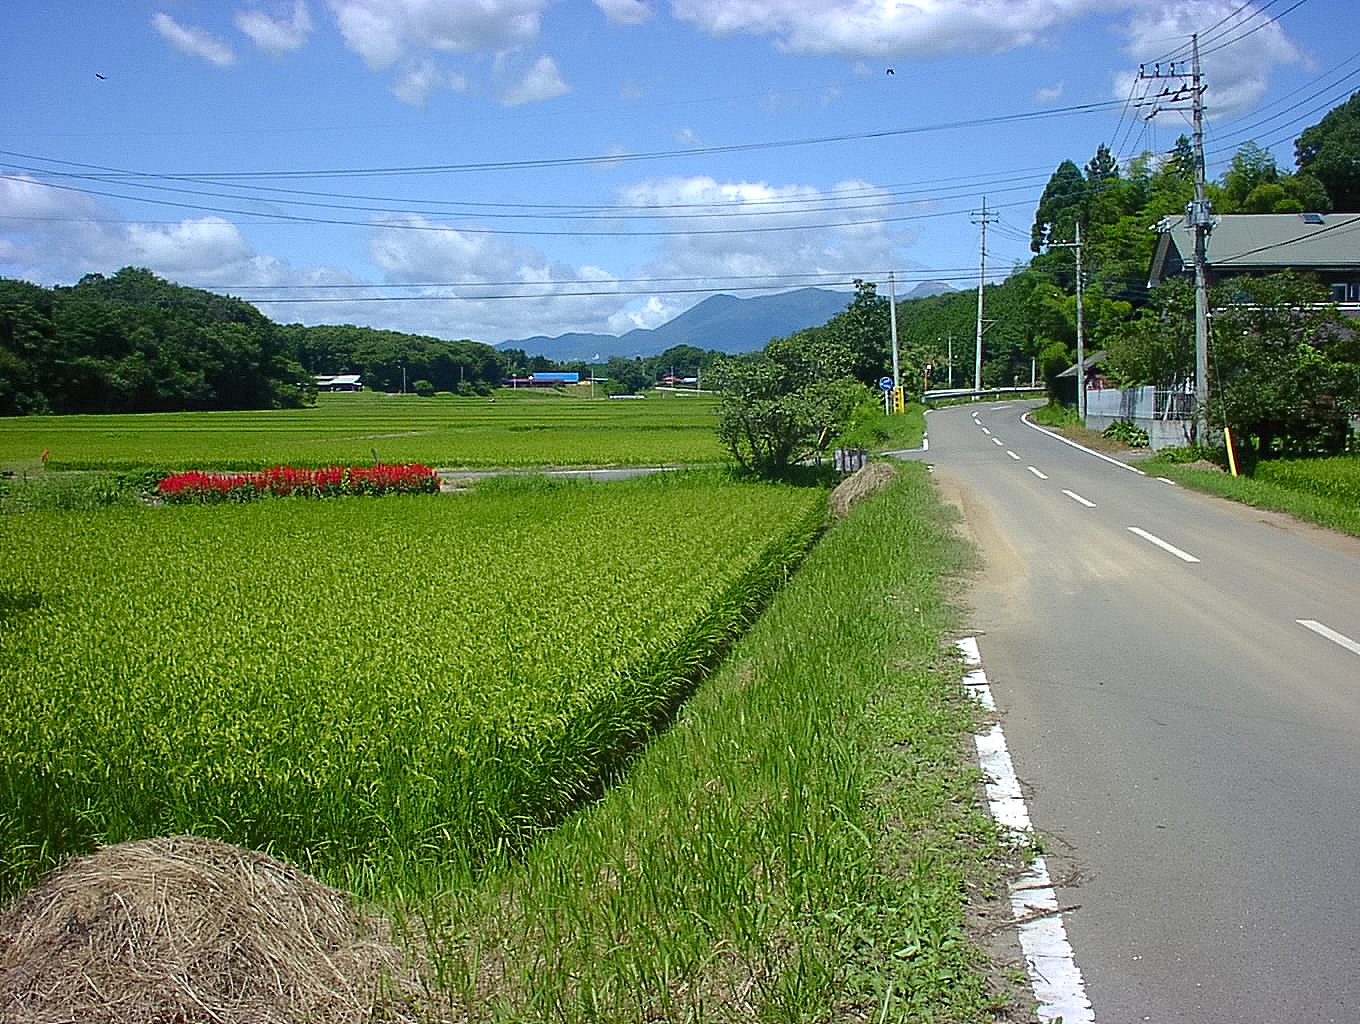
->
[[392, 58, 468, 105], [669, 0, 1127, 59], [594, 0, 653, 26], [0, 177, 271, 285], [608, 295, 677, 334], [235, 1, 314, 55], [364, 213, 634, 339], [499, 55, 570, 106], [326, 0, 551, 70], [124, 218, 256, 276], [1036, 81, 1065, 104], [151, 12, 237, 67], [610, 175, 914, 310]]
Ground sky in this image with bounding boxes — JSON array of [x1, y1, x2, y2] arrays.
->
[[2, 0, 1356, 346]]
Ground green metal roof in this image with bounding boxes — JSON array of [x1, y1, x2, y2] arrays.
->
[[1151, 212, 1360, 278]]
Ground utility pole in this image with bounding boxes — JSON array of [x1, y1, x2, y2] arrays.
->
[[888, 270, 901, 400], [971, 198, 997, 392], [1139, 34, 1211, 442], [1047, 221, 1086, 422]]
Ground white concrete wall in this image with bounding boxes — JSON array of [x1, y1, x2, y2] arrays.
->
[[1084, 386, 1194, 451]]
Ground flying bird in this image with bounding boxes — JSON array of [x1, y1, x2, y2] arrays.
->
[[94, 73, 106, 79], [886, 68, 895, 75]]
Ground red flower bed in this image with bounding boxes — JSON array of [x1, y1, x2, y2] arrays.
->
[[157, 464, 440, 503]]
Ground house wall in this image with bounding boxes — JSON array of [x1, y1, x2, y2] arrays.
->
[[1085, 385, 1194, 451]]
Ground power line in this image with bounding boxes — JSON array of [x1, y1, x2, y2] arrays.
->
[[1, 99, 1125, 183]]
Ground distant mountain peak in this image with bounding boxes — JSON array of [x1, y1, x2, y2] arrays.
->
[[497, 287, 851, 363]]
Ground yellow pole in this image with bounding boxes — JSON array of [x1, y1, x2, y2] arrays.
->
[[1224, 426, 1240, 477]]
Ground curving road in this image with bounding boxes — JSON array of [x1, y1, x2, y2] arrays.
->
[[921, 401, 1360, 1024]]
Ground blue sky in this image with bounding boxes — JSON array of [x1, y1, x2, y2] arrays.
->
[[2, 0, 1354, 344]]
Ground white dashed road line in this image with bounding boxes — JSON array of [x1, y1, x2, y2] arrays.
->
[[1297, 619, 1360, 657], [1063, 489, 1095, 508], [1127, 526, 1200, 563]]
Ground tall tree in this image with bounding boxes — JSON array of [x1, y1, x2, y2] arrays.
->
[[1213, 141, 1330, 213], [1030, 160, 1087, 255], [1295, 91, 1360, 211], [823, 279, 891, 387]]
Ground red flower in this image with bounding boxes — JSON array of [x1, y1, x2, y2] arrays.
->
[[157, 464, 439, 503]]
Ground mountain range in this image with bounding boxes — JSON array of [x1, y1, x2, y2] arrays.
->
[[496, 283, 955, 363]]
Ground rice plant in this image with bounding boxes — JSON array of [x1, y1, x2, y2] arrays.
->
[[0, 471, 823, 902]]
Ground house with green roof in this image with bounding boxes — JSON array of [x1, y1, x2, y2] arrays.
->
[[1148, 211, 1360, 310]]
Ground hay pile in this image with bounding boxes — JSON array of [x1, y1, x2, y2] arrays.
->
[[829, 460, 899, 518], [0, 836, 428, 1024]]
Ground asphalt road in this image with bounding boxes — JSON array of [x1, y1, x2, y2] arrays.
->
[[920, 401, 1360, 1024]]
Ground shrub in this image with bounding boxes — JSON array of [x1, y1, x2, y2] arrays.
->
[[1102, 420, 1150, 447]]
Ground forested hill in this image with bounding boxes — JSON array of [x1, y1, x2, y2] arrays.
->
[[0, 268, 308, 416], [0, 268, 516, 416]]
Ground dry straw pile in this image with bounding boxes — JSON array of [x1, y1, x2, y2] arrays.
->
[[0, 836, 430, 1024], [829, 460, 899, 519]]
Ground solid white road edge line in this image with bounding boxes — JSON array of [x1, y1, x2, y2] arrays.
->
[[1297, 619, 1360, 657], [957, 637, 1095, 1023], [1021, 414, 1146, 475], [1127, 526, 1200, 563]]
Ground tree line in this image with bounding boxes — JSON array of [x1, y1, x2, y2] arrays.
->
[[0, 267, 733, 415]]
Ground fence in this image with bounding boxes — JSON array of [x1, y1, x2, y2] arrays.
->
[[1084, 385, 1194, 451]]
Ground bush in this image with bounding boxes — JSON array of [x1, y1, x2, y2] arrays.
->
[[1102, 420, 1150, 447], [1151, 444, 1226, 466]]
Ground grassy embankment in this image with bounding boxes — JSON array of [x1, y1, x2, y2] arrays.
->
[[0, 393, 1031, 1021], [1030, 399, 1360, 538]]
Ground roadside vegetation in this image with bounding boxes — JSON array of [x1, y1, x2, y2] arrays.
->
[[1026, 405, 1360, 540], [0, 399, 1032, 1022], [1140, 450, 1360, 538], [414, 463, 1028, 1023]]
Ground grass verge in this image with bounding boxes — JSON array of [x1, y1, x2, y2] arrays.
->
[[1139, 456, 1360, 538], [410, 461, 1030, 1023]]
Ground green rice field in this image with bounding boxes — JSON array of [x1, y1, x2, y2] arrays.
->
[[0, 389, 724, 473], [0, 471, 825, 901]]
